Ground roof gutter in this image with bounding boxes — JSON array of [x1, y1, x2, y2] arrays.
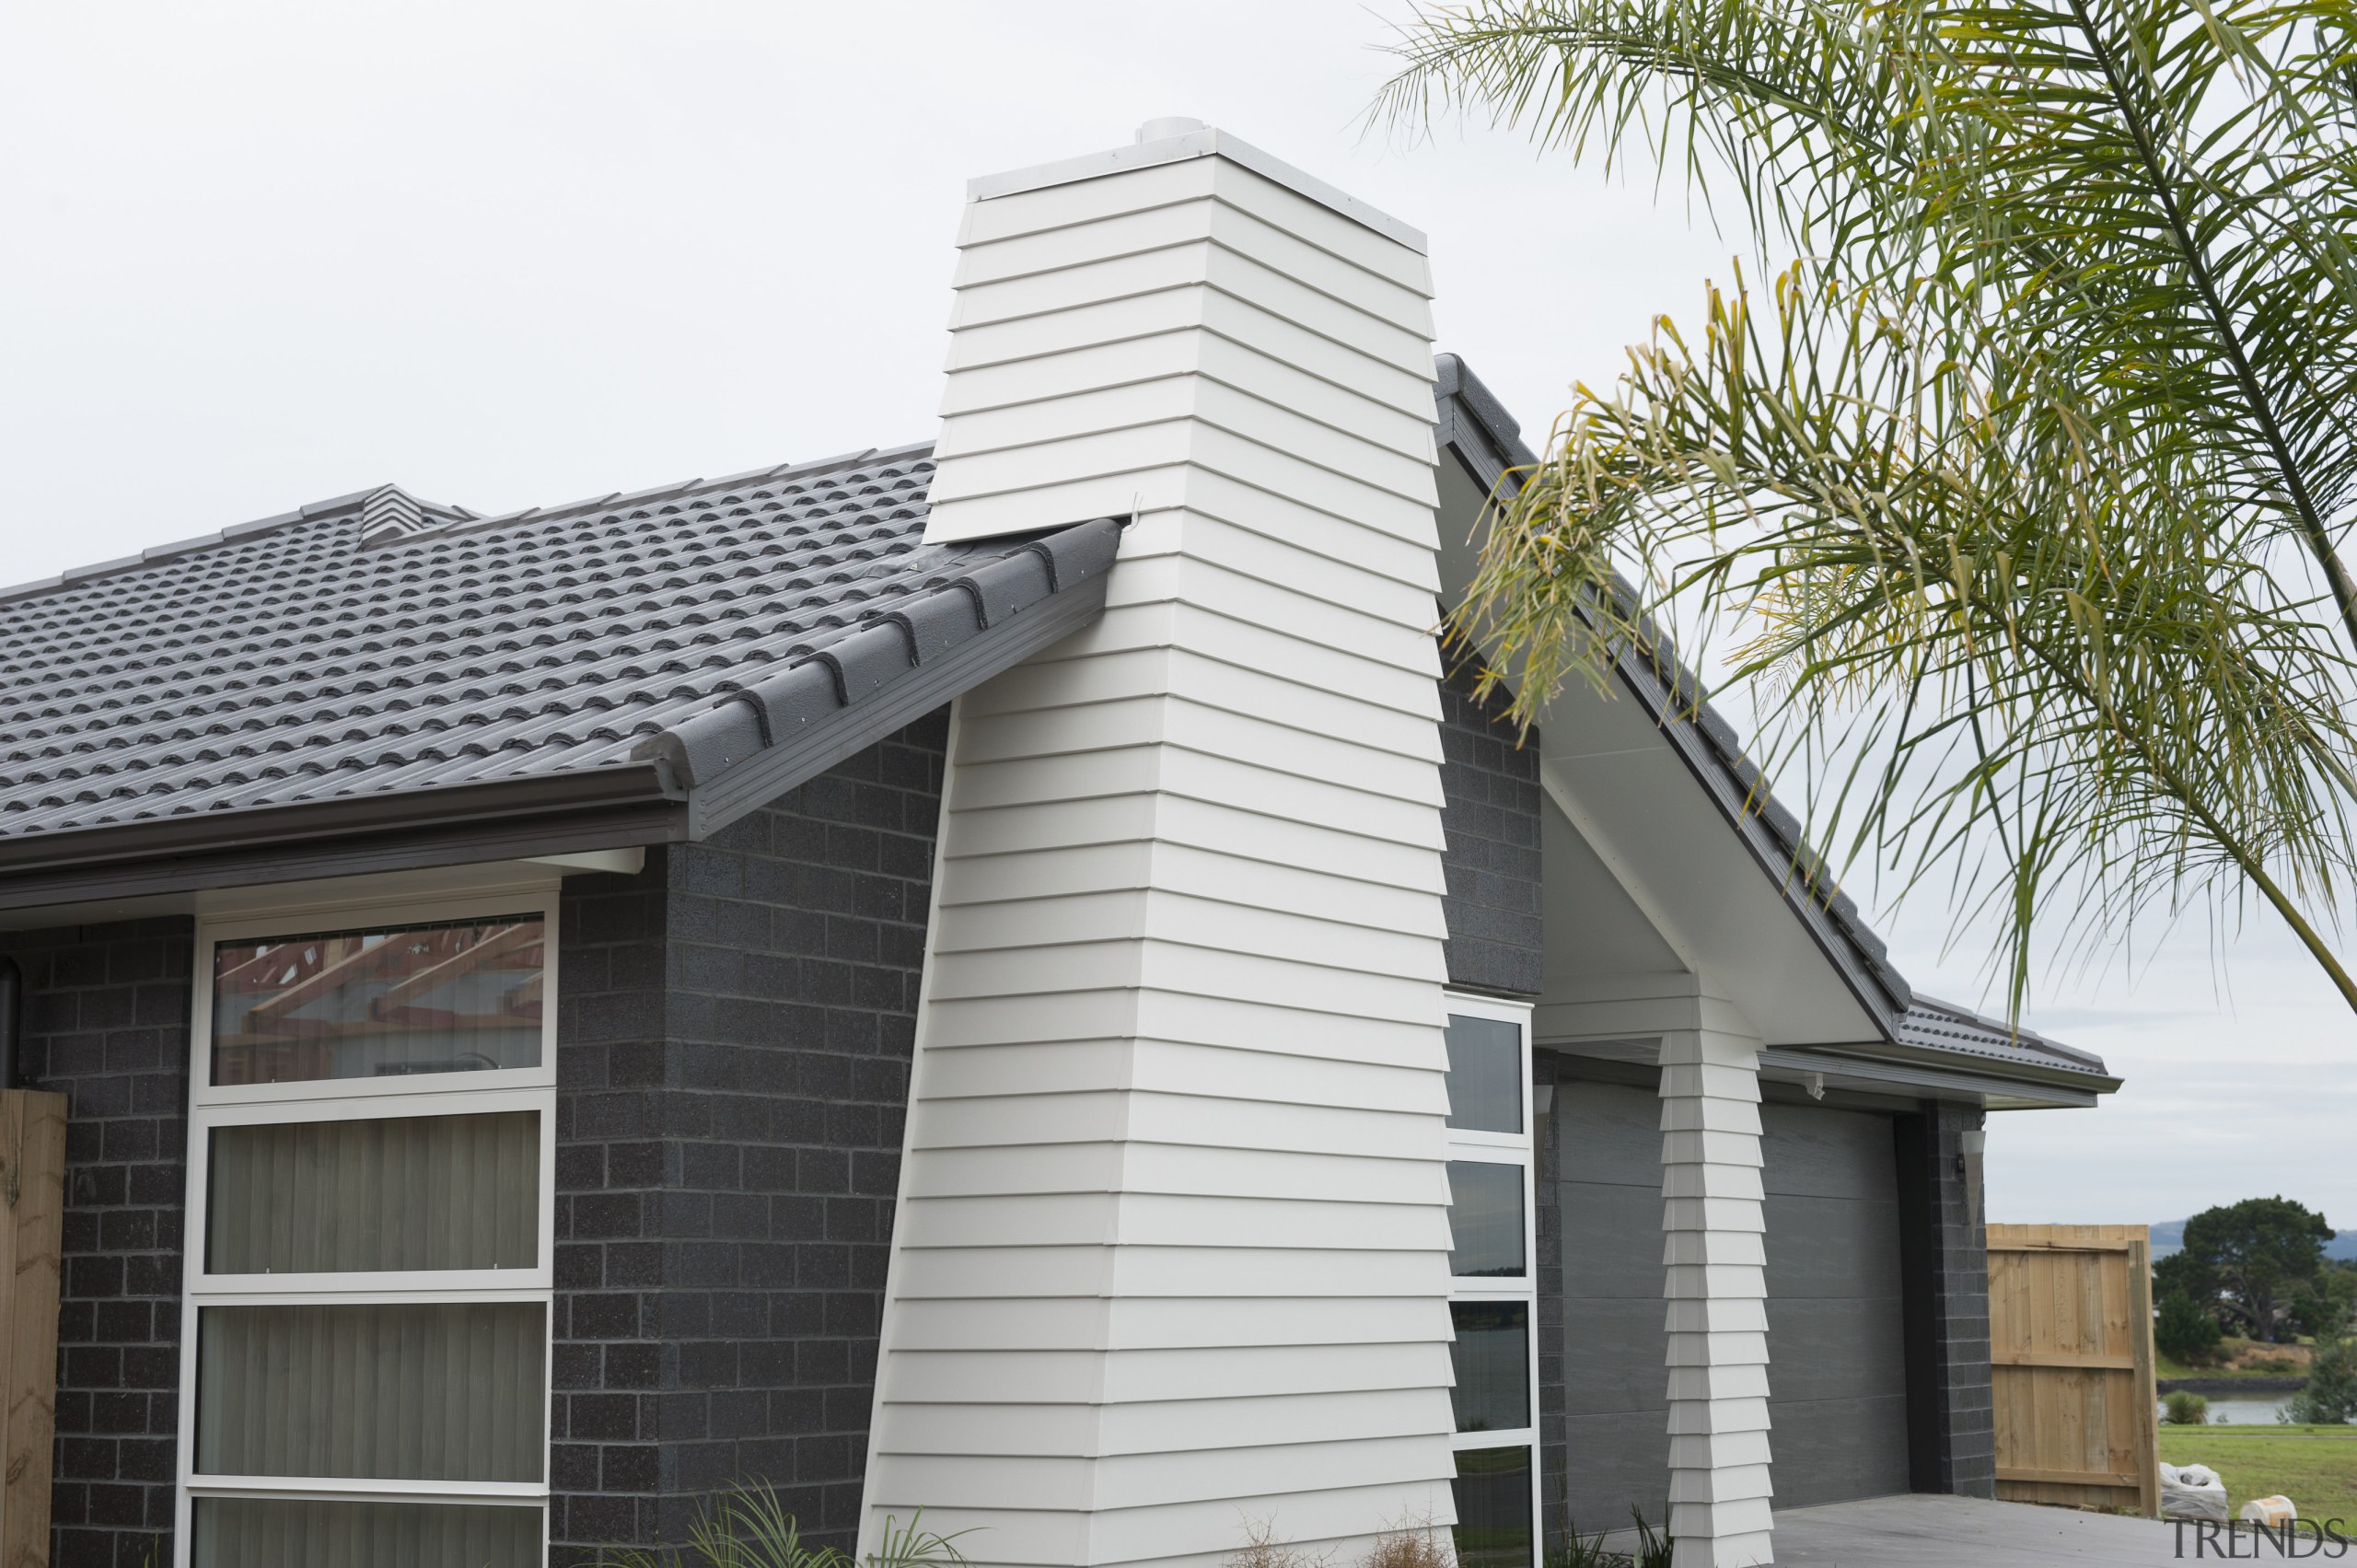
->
[[0, 763, 686, 912], [1794, 1037, 2124, 1098]]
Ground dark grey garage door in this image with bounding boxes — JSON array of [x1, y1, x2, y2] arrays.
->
[[1759, 1101, 1911, 1508], [1551, 1080, 1910, 1529]]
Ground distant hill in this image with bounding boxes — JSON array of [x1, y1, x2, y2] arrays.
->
[[2147, 1219, 2357, 1262]]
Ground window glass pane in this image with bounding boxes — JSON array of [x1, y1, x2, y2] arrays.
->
[[207, 1110, 539, 1274], [212, 916, 545, 1086], [1447, 1160, 1527, 1277], [192, 1497, 540, 1568], [1451, 1446, 1534, 1568], [196, 1302, 545, 1482], [1445, 1014, 1522, 1132], [1449, 1300, 1530, 1433]]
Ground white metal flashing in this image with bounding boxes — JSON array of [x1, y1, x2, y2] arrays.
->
[[966, 124, 1430, 254]]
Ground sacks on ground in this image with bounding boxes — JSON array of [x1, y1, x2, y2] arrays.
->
[[2160, 1462, 2229, 1522], [2241, 1495, 2298, 1527]]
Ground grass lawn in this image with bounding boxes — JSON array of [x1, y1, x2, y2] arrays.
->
[[2159, 1426, 2357, 1523]]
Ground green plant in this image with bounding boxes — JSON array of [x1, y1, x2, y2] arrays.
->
[[2282, 1330, 2357, 1424], [597, 1483, 970, 1568], [2180, 1200, 2334, 1342], [1545, 1513, 1617, 1568], [2164, 1390, 2211, 1425], [2292, 1260, 2357, 1337], [867, 1513, 974, 1568], [2158, 1289, 2223, 1367], [1627, 1507, 1672, 1568], [1379, 0, 2357, 1016]]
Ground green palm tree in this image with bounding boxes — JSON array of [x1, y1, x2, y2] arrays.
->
[[1378, 0, 2357, 1015]]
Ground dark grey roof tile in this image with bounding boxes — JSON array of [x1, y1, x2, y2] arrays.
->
[[1898, 994, 2111, 1076], [0, 447, 1113, 845]]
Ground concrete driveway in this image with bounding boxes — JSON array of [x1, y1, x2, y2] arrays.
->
[[1771, 1493, 2180, 1565]]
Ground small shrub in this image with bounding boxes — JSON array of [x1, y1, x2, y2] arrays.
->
[[597, 1483, 970, 1568], [1628, 1507, 1673, 1568], [2164, 1390, 2210, 1425], [1545, 1514, 1615, 1568], [2283, 1331, 2357, 1424], [2157, 1291, 2223, 1366], [1225, 1518, 1333, 1568], [1361, 1514, 1450, 1568]]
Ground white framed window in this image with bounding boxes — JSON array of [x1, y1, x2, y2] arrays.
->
[[175, 889, 560, 1568], [1442, 992, 1540, 1568]]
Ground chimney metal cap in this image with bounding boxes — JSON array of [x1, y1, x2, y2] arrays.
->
[[1136, 117, 1208, 144]]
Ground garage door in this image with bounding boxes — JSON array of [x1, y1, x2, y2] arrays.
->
[[1759, 1100, 1911, 1507], [1552, 1082, 1910, 1529]]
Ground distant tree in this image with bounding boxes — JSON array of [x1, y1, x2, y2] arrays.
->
[[2283, 1329, 2357, 1424], [2292, 1260, 2357, 1340], [2154, 1249, 2222, 1313], [2157, 1290, 2223, 1367], [2178, 1198, 2333, 1343]]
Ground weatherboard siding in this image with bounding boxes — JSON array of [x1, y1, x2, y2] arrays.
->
[[1660, 1001, 1776, 1568], [864, 141, 1454, 1566]]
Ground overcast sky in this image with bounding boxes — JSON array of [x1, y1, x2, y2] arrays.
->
[[4, 0, 2349, 1229]]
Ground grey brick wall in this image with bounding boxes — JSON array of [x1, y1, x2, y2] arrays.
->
[[0, 713, 944, 1568], [1438, 656, 1542, 997], [551, 709, 946, 1563], [6, 917, 193, 1568], [1897, 1100, 1995, 1497]]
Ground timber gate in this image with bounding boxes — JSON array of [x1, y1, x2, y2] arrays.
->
[[1987, 1222, 2160, 1516]]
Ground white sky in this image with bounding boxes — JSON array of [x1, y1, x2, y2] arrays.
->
[[3, 0, 2349, 1228]]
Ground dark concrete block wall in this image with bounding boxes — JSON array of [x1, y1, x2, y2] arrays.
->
[[1897, 1101, 1996, 1497], [551, 708, 946, 1562], [1437, 656, 1542, 998], [1532, 1053, 1570, 1553], [6, 917, 194, 1568]]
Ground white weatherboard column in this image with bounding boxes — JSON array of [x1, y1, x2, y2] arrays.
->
[[1659, 996, 1774, 1568], [859, 124, 1456, 1568]]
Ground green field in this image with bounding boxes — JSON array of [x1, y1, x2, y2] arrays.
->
[[2159, 1427, 2357, 1523]]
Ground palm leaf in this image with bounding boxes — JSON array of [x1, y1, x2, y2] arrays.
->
[[1383, 0, 2357, 1013]]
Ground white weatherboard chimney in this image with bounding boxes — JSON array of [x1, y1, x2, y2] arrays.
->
[[860, 124, 1456, 1566]]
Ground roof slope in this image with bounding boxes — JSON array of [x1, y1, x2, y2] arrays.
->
[[1435, 354, 2111, 1086], [0, 445, 1118, 877]]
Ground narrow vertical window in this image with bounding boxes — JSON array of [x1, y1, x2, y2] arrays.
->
[[1443, 996, 1538, 1568], [178, 902, 558, 1568]]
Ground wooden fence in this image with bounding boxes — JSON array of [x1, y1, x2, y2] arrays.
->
[[1987, 1223, 2160, 1516], [0, 1090, 65, 1567]]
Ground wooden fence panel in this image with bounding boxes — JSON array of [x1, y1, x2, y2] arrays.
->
[[1988, 1223, 2159, 1516], [0, 1090, 65, 1568]]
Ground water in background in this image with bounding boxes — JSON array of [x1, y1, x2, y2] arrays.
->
[[2160, 1396, 2351, 1424]]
